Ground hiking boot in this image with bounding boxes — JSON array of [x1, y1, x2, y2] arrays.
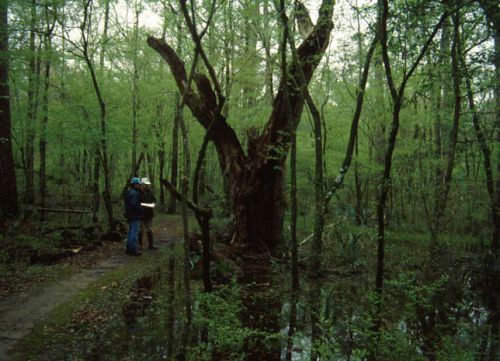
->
[[147, 231, 156, 249], [125, 249, 141, 256], [138, 231, 143, 248]]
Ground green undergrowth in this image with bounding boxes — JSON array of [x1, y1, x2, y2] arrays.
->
[[13, 240, 263, 361], [386, 229, 483, 250], [0, 220, 96, 297], [0, 250, 78, 300]]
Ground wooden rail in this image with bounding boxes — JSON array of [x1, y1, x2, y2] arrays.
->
[[24, 206, 92, 214]]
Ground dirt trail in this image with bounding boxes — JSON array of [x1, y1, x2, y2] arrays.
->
[[0, 217, 180, 360]]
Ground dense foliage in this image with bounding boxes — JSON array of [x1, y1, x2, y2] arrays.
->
[[0, 0, 498, 360]]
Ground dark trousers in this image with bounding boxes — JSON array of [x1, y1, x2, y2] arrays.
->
[[139, 218, 154, 248]]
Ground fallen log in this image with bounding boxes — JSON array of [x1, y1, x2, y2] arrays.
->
[[25, 206, 92, 214], [30, 250, 74, 265], [29, 241, 103, 265], [41, 226, 82, 235]]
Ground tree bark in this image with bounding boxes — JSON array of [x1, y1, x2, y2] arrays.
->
[[166, 244, 176, 358], [167, 93, 180, 214], [286, 132, 299, 361], [0, 0, 18, 220], [155, 101, 166, 207], [39, 7, 54, 210], [279, 4, 298, 356], [192, 133, 213, 293], [80, 0, 114, 230], [476, 3, 500, 359], [167, 19, 183, 215], [25, 0, 38, 208], [354, 1, 364, 225], [262, 0, 274, 105], [477, 0, 500, 254], [131, 1, 140, 175], [429, 16, 451, 239]]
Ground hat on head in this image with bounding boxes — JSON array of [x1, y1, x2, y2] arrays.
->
[[141, 177, 151, 185], [130, 177, 141, 184]]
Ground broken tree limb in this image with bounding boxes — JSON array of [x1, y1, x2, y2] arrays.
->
[[160, 178, 211, 219]]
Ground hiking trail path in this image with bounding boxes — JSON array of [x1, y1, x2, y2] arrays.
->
[[0, 217, 181, 360]]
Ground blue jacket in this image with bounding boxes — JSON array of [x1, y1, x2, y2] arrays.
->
[[124, 187, 142, 222]]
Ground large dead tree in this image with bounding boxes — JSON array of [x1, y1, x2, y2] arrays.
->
[[148, 0, 334, 252]]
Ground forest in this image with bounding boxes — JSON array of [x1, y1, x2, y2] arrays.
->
[[0, 0, 498, 360]]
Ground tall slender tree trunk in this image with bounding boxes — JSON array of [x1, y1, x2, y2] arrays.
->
[[307, 73, 324, 361], [192, 134, 212, 293], [222, 0, 234, 119], [39, 9, 53, 210], [38, 56, 49, 209], [477, 3, 500, 359], [92, 149, 100, 223], [91, 0, 109, 224], [277, 6, 327, 358], [167, 93, 180, 214], [494, 21, 500, 257], [263, 0, 274, 104], [420, 12, 462, 360], [81, 0, 113, 230], [179, 105, 192, 361], [371, 1, 449, 359], [156, 102, 166, 207], [167, 23, 183, 214], [461, 23, 500, 361], [429, 16, 452, 251], [0, 0, 18, 221], [242, 0, 258, 109], [476, 0, 499, 254], [373, 51, 386, 166], [131, 1, 140, 174], [220, 0, 234, 210], [166, 244, 176, 358], [158, 149, 165, 205], [25, 0, 37, 208], [286, 132, 299, 361], [281, 3, 299, 355], [431, 10, 461, 250], [354, 1, 364, 225]]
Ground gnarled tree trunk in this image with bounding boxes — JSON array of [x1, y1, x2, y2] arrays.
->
[[147, 0, 334, 251]]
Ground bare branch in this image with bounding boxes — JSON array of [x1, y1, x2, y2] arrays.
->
[[179, 0, 224, 111], [399, 12, 450, 98], [325, 35, 378, 205], [160, 178, 211, 218]]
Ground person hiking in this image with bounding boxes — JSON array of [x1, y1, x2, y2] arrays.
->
[[124, 177, 142, 256], [139, 177, 157, 250]]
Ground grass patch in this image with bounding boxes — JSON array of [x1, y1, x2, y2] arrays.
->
[[13, 246, 174, 361]]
